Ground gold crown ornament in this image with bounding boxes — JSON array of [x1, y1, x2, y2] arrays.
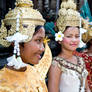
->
[[56, 0, 81, 33], [0, 0, 45, 47], [82, 26, 92, 43], [0, 0, 46, 70]]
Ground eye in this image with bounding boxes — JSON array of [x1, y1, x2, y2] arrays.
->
[[75, 35, 80, 38], [36, 39, 41, 43], [66, 36, 72, 38]]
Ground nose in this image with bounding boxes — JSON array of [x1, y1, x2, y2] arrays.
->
[[72, 37, 77, 42], [40, 43, 45, 52]]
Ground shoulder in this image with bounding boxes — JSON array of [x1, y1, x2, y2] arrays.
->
[[52, 57, 66, 72], [52, 57, 63, 66], [0, 68, 13, 92], [49, 57, 62, 78]]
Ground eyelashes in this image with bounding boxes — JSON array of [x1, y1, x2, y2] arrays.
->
[[66, 35, 80, 38]]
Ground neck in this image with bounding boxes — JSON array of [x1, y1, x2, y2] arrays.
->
[[59, 48, 74, 59], [87, 48, 92, 55], [5, 65, 27, 72], [88, 47, 92, 52]]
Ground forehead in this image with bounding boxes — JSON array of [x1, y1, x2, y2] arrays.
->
[[64, 27, 79, 35], [33, 27, 45, 38]]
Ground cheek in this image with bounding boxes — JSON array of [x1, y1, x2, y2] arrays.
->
[[28, 43, 40, 54], [77, 39, 80, 44], [32, 43, 39, 49], [75, 38, 80, 44], [77, 38, 80, 42], [22, 45, 33, 56], [62, 38, 70, 44]]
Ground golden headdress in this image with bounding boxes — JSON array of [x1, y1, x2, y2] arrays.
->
[[0, 0, 45, 47], [0, 0, 46, 69], [56, 0, 80, 32], [82, 26, 92, 43]]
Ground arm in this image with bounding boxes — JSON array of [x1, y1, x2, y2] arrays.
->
[[85, 79, 91, 92], [48, 63, 61, 92]]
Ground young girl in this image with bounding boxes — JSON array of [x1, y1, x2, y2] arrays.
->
[[48, 0, 90, 92], [0, 0, 52, 92]]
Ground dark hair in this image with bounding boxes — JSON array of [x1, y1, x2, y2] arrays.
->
[[49, 40, 61, 57], [64, 26, 80, 33], [33, 25, 44, 35], [0, 44, 13, 59], [86, 39, 92, 49], [48, 35, 61, 57], [86, 42, 90, 49]]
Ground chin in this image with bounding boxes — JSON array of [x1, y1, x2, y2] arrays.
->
[[31, 59, 39, 64], [34, 61, 39, 64], [71, 49, 76, 52], [69, 47, 77, 51], [68, 48, 76, 52]]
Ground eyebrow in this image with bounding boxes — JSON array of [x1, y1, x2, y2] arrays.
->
[[66, 33, 80, 35], [36, 36, 45, 39]]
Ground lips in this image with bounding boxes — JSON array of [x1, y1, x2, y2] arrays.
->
[[70, 44, 77, 46], [36, 54, 41, 59], [35, 52, 43, 60]]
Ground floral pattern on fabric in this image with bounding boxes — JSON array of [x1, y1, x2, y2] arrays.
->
[[73, 51, 92, 91]]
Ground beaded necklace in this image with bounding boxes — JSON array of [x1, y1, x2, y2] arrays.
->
[[53, 56, 88, 92]]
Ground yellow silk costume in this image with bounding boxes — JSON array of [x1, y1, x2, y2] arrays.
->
[[0, 0, 52, 91], [0, 43, 52, 92]]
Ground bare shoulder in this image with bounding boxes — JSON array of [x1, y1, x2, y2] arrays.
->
[[48, 57, 62, 78], [48, 57, 62, 92]]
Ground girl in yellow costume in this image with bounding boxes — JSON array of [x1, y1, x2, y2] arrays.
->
[[0, 0, 52, 92]]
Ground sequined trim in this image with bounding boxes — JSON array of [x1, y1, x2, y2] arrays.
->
[[52, 56, 88, 92], [53, 56, 85, 75]]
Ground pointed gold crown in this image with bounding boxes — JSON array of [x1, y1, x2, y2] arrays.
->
[[81, 17, 91, 43], [56, 0, 80, 32], [0, 0, 45, 47], [82, 26, 92, 43]]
